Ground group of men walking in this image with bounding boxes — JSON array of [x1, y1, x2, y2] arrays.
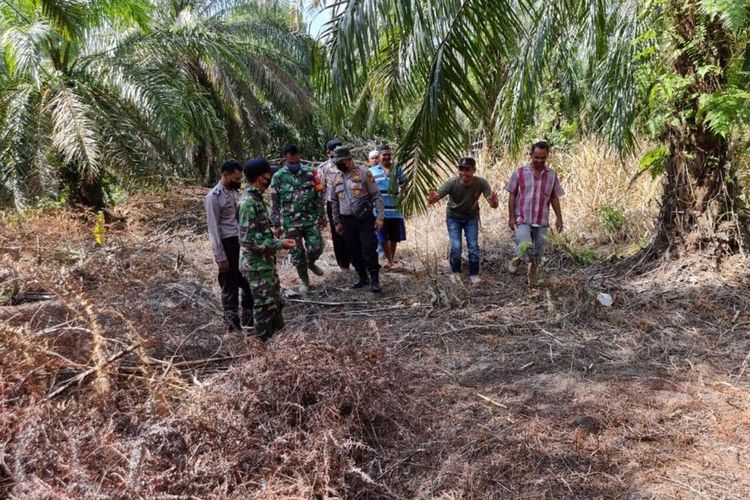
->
[[206, 139, 564, 340]]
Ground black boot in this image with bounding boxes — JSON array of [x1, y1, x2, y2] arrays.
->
[[370, 269, 381, 293], [352, 269, 370, 289]]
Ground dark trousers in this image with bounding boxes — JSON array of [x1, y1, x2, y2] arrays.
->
[[341, 215, 379, 275], [327, 201, 351, 269], [219, 237, 253, 329]]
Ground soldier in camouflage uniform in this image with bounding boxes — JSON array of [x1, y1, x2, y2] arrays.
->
[[270, 143, 326, 294], [239, 157, 296, 340]]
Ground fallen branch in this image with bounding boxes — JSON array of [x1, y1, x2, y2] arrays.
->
[[47, 344, 138, 400], [476, 393, 508, 409], [286, 298, 372, 306]]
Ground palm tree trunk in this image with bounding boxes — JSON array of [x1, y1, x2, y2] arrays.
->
[[656, 127, 742, 251], [60, 163, 105, 210], [655, 2, 748, 253]]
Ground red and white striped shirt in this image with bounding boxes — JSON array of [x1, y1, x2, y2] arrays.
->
[[505, 164, 564, 227]]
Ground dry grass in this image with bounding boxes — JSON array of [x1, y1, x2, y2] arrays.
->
[[1, 141, 749, 498]]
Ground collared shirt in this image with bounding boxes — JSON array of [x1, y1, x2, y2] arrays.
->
[[331, 165, 385, 224], [369, 164, 406, 219], [505, 164, 564, 227], [205, 181, 239, 262], [318, 159, 342, 203]]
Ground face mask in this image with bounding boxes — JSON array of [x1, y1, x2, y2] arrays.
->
[[336, 161, 348, 172], [286, 163, 301, 174]]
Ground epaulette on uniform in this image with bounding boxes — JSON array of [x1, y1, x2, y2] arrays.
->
[[212, 186, 223, 196]]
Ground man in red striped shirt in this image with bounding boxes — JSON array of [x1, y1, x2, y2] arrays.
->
[[505, 140, 564, 285]]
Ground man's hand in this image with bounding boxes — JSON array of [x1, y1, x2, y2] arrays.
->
[[488, 191, 499, 209], [217, 260, 230, 273], [272, 227, 282, 238], [555, 218, 563, 233], [335, 223, 344, 235], [374, 219, 384, 231], [508, 218, 516, 232], [281, 239, 296, 249], [318, 217, 327, 229], [427, 188, 440, 205]]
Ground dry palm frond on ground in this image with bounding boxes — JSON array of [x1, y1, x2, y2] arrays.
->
[[1, 144, 750, 498]]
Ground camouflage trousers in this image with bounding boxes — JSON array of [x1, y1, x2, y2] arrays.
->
[[284, 224, 324, 269], [244, 265, 284, 338]]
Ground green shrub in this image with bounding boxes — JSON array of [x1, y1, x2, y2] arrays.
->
[[597, 204, 626, 234]]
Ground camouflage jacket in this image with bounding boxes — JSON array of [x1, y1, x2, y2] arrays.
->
[[239, 186, 282, 272], [269, 165, 324, 230]]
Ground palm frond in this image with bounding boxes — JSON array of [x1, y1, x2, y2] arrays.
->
[[34, 0, 87, 40], [47, 84, 100, 178]]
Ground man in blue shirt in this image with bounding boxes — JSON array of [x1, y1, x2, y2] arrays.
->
[[369, 144, 407, 269]]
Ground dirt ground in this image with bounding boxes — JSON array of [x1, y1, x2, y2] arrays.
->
[[1, 190, 749, 498]]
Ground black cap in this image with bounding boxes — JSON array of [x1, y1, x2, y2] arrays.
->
[[221, 159, 242, 173], [325, 138, 342, 152], [243, 157, 271, 181], [377, 143, 391, 152], [458, 157, 476, 169], [281, 143, 299, 156], [331, 146, 353, 163]]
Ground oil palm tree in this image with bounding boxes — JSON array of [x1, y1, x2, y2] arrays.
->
[[321, 0, 749, 252], [0, 0, 318, 209]]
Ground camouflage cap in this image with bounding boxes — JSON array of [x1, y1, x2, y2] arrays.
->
[[331, 146, 352, 163]]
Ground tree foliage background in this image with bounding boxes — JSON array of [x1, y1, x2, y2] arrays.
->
[[319, 0, 750, 251], [1, 0, 749, 252], [0, 0, 321, 209]]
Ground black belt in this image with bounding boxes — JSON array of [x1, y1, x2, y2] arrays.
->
[[341, 214, 355, 219]]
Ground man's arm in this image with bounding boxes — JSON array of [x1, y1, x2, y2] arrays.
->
[[269, 175, 281, 228], [365, 169, 385, 230], [505, 169, 519, 230], [239, 199, 283, 255], [551, 197, 563, 232], [481, 179, 499, 209], [205, 194, 227, 264], [311, 170, 324, 221], [366, 170, 385, 219], [428, 180, 450, 205]]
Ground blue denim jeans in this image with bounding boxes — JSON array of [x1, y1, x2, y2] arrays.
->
[[446, 217, 480, 276]]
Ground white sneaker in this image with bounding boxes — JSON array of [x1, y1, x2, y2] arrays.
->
[[469, 275, 481, 284], [449, 273, 461, 284], [298, 283, 310, 295]]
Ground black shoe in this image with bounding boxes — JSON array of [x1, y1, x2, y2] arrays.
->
[[352, 278, 369, 289], [369, 269, 381, 293], [352, 271, 370, 288]]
